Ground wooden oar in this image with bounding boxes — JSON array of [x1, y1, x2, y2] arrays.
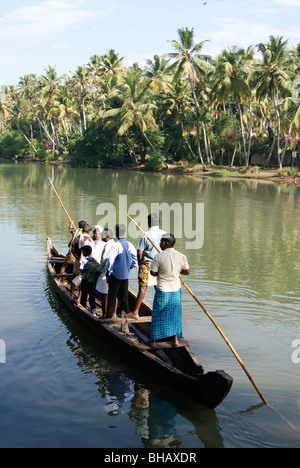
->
[[126, 213, 297, 430], [48, 177, 76, 230]]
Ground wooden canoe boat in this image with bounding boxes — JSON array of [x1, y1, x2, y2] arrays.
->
[[46, 237, 233, 409]]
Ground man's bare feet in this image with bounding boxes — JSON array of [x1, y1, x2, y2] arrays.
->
[[127, 312, 139, 320], [147, 340, 157, 348], [173, 336, 179, 347], [110, 314, 122, 321]]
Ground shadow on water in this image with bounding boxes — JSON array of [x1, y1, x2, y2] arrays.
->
[[44, 271, 225, 448]]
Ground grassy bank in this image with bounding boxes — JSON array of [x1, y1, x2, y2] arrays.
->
[[2, 156, 300, 184], [136, 162, 300, 184]]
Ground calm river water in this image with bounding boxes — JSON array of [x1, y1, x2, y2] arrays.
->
[[0, 162, 299, 448]]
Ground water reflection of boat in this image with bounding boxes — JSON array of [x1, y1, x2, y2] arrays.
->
[[46, 284, 225, 448], [128, 384, 225, 448], [47, 237, 232, 410]]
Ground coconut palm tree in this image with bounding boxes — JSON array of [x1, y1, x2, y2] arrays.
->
[[17, 74, 55, 149], [38, 66, 64, 107], [0, 87, 9, 132], [253, 36, 294, 168], [144, 54, 171, 93], [37, 66, 67, 149], [164, 79, 202, 165], [6, 85, 38, 154], [212, 46, 255, 165], [281, 78, 300, 163], [168, 27, 211, 109], [68, 66, 90, 133], [98, 49, 125, 79], [102, 68, 168, 168], [57, 87, 80, 137], [87, 54, 102, 88], [168, 28, 212, 169]]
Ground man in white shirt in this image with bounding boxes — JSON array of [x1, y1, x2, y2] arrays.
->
[[81, 225, 104, 268], [149, 234, 190, 347], [95, 228, 115, 317], [129, 213, 165, 319]]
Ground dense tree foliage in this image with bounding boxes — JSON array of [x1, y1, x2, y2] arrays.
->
[[0, 29, 299, 169]]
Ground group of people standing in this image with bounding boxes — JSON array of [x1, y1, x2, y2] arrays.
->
[[62, 214, 190, 348]]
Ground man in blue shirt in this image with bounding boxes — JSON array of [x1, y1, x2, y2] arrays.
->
[[106, 224, 138, 319]]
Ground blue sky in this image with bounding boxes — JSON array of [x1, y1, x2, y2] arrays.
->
[[0, 0, 299, 85]]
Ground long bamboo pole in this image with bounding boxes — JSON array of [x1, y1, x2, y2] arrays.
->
[[126, 213, 297, 430], [48, 177, 76, 230]]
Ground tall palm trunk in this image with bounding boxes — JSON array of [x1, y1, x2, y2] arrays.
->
[[263, 133, 277, 168], [189, 76, 200, 110], [195, 125, 207, 171], [246, 97, 253, 166], [229, 104, 238, 166], [81, 95, 87, 131], [188, 76, 209, 167], [61, 118, 69, 140], [142, 131, 168, 169], [16, 121, 38, 154], [202, 122, 211, 164], [180, 120, 198, 163], [281, 123, 293, 167], [274, 86, 283, 169], [30, 102, 56, 149], [236, 93, 247, 164]]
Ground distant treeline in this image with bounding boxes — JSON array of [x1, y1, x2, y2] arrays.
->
[[0, 28, 299, 170]]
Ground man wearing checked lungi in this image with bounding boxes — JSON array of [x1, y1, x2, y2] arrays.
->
[[149, 234, 190, 347], [128, 213, 166, 319]]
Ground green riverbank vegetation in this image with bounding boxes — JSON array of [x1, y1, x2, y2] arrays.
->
[[0, 28, 299, 176]]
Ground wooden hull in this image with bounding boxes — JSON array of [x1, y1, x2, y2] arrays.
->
[[46, 238, 233, 409]]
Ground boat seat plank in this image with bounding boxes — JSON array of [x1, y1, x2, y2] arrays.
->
[[53, 273, 74, 278], [137, 341, 187, 351], [130, 322, 188, 351], [102, 316, 152, 324]]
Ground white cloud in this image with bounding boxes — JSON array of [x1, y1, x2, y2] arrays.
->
[[204, 17, 282, 56], [0, 0, 104, 40]]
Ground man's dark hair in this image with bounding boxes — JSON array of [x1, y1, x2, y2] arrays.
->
[[102, 228, 114, 239], [78, 220, 86, 229], [116, 224, 126, 238], [161, 233, 176, 247], [82, 245, 92, 256], [148, 213, 159, 227], [83, 224, 92, 233]]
